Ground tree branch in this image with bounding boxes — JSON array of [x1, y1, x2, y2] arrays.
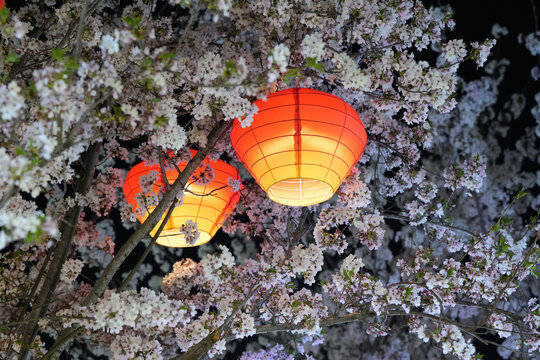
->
[[73, 0, 90, 60], [18, 143, 101, 360], [117, 196, 180, 292]]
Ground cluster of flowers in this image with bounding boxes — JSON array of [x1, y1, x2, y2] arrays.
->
[[58, 287, 192, 334], [1, 0, 538, 359]]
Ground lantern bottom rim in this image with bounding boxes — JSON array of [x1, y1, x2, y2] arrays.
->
[[266, 177, 335, 207], [155, 230, 213, 248]]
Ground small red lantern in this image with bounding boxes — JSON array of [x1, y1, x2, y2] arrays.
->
[[230, 88, 367, 206], [123, 151, 241, 247]]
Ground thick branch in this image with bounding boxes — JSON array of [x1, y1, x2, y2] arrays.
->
[[171, 306, 532, 360], [171, 312, 373, 360], [0, 186, 17, 210], [117, 195, 180, 292], [255, 312, 373, 336], [18, 143, 101, 360], [73, 0, 90, 60]]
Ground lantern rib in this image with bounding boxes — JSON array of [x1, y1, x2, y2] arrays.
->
[[230, 88, 361, 127], [158, 231, 212, 247], [236, 126, 364, 161], [231, 111, 364, 148], [248, 126, 278, 185], [164, 213, 223, 223], [270, 182, 328, 194], [181, 193, 230, 202], [233, 109, 363, 133], [267, 177, 334, 205], [299, 178, 302, 204], [268, 187, 279, 202], [322, 186, 332, 201], [245, 143, 354, 172], [254, 104, 358, 118], [323, 98, 349, 184], [256, 160, 343, 188], [195, 180, 207, 227]]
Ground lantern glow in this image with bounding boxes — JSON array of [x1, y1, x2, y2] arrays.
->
[[123, 151, 241, 247], [230, 88, 367, 206]]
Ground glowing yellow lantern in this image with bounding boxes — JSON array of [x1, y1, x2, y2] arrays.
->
[[230, 88, 367, 206], [123, 151, 241, 247]]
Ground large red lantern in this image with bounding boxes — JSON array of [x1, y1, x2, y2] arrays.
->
[[230, 88, 367, 206], [123, 151, 241, 247]]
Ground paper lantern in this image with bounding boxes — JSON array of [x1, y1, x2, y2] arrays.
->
[[123, 151, 241, 247], [230, 88, 367, 206]]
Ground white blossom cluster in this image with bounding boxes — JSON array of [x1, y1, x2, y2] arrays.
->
[[149, 122, 187, 151], [135, 171, 162, 216], [260, 288, 327, 334], [491, 24, 509, 39], [0, 194, 50, 250], [110, 334, 163, 360], [0, 81, 25, 121], [332, 53, 372, 91], [471, 39, 497, 67], [352, 211, 385, 250], [100, 33, 120, 56], [525, 31, 540, 55], [58, 288, 191, 334], [443, 155, 487, 192], [267, 43, 290, 73], [0, 0, 538, 359], [267, 44, 290, 82], [59, 259, 84, 285], [341, 254, 365, 275], [409, 319, 476, 360], [179, 220, 200, 245], [487, 313, 513, 338], [442, 39, 467, 64], [9, 16, 31, 39], [200, 245, 235, 283], [301, 33, 326, 62], [230, 312, 256, 339], [323, 253, 388, 315], [227, 177, 241, 192], [289, 243, 324, 285], [239, 344, 294, 360], [313, 207, 357, 253], [337, 167, 372, 209]]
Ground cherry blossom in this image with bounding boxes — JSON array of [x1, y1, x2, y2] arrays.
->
[[0, 0, 538, 359]]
